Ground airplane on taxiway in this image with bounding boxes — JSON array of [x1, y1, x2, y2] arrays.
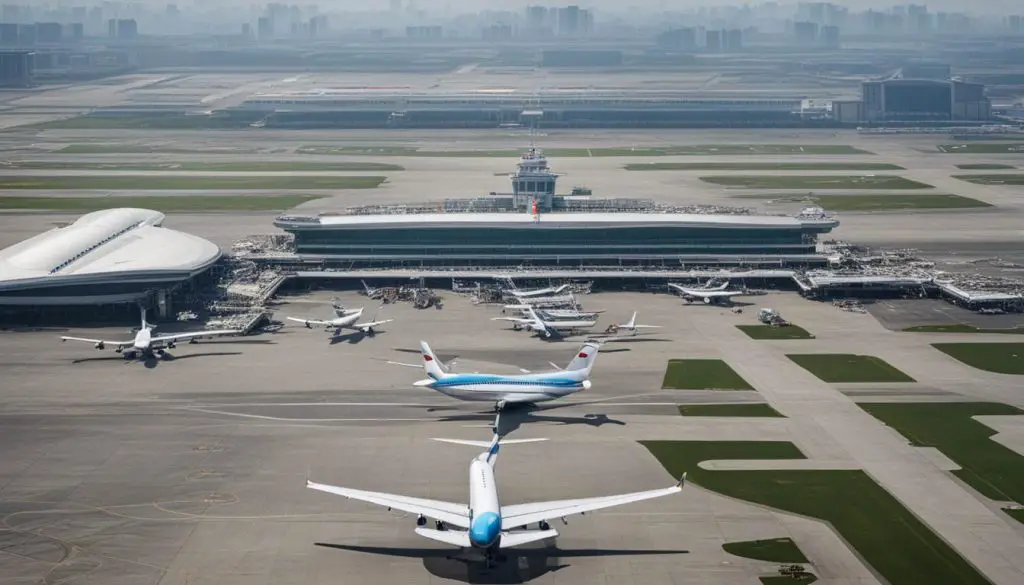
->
[[306, 432, 685, 567], [390, 340, 600, 411], [607, 311, 662, 335], [493, 305, 597, 339], [60, 308, 240, 360], [285, 303, 393, 337]]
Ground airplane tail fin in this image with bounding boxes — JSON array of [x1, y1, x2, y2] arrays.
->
[[625, 311, 637, 329], [140, 306, 149, 330], [420, 341, 448, 379], [431, 434, 548, 466], [564, 342, 600, 375]]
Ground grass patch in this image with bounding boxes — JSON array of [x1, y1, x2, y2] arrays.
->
[[860, 402, 1024, 503], [57, 144, 264, 155], [932, 343, 1024, 375], [758, 194, 992, 211], [760, 577, 818, 585], [662, 359, 754, 390], [0, 195, 322, 212], [737, 325, 814, 340], [938, 143, 1024, 154], [31, 115, 251, 130], [0, 175, 385, 190], [954, 174, 1024, 186], [677, 403, 785, 417], [1005, 508, 1024, 524], [723, 538, 808, 563], [640, 440, 993, 585], [625, 162, 901, 171], [956, 163, 1015, 170], [298, 144, 873, 157], [787, 354, 915, 383], [2, 161, 404, 172], [701, 175, 932, 190], [904, 324, 1024, 334]]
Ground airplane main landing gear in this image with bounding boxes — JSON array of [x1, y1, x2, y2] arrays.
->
[[416, 515, 427, 527], [435, 520, 446, 531], [539, 521, 550, 531]]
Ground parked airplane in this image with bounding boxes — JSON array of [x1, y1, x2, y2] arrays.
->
[[60, 308, 240, 360], [360, 280, 384, 300], [493, 306, 597, 338], [306, 433, 685, 567], [606, 312, 662, 335], [403, 340, 599, 410], [503, 305, 604, 320], [499, 278, 571, 299], [501, 293, 578, 309], [668, 281, 751, 305], [286, 303, 392, 337]]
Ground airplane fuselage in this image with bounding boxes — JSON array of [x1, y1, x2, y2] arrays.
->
[[418, 373, 589, 405], [468, 459, 502, 548]]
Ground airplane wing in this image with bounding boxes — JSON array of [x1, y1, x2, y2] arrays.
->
[[287, 317, 335, 327], [499, 475, 685, 530], [632, 324, 663, 329], [499, 529, 560, 549], [353, 319, 394, 330], [414, 527, 472, 547], [150, 329, 240, 343], [306, 479, 471, 528], [60, 336, 133, 346], [492, 317, 532, 324], [703, 291, 743, 298]]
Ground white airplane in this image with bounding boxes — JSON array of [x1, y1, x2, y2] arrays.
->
[[493, 306, 597, 339], [306, 433, 685, 567], [286, 303, 392, 337], [500, 278, 571, 299], [60, 308, 240, 360], [607, 312, 662, 335], [503, 305, 604, 320], [405, 340, 599, 410], [668, 281, 750, 305], [502, 293, 578, 308], [360, 280, 384, 300]]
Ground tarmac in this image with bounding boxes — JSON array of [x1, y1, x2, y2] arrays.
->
[[2, 290, 1024, 585]]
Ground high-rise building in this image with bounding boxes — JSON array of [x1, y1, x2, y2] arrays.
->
[[0, 23, 17, 45], [794, 21, 818, 45], [820, 25, 840, 48], [557, 5, 580, 36], [17, 23, 35, 45], [656, 28, 696, 51], [71, 22, 83, 41], [0, 50, 34, 87], [705, 29, 721, 52], [724, 29, 742, 52], [257, 16, 272, 40], [35, 22, 61, 44]]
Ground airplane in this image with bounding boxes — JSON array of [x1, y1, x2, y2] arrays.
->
[[405, 340, 600, 411], [668, 281, 751, 305], [60, 308, 241, 360], [361, 280, 384, 300], [500, 278, 571, 299], [503, 305, 604, 320], [606, 312, 662, 336], [285, 303, 392, 337], [501, 293, 578, 308], [306, 433, 685, 567], [493, 306, 597, 339]]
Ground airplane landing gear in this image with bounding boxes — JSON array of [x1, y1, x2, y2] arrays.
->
[[435, 520, 446, 531], [539, 521, 550, 531]]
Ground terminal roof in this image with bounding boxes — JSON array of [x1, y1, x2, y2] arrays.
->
[[304, 212, 806, 228], [0, 208, 221, 284]]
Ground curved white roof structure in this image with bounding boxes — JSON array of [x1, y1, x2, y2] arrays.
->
[[0, 208, 221, 305]]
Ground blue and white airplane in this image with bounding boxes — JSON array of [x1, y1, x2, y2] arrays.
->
[[410, 340, 600, 410], [306, 433, 685, 567]]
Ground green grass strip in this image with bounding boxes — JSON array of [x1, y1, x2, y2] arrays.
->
[[677, 403, 785, 417], [786, 354, 915, 383], [662, 359, 754, 390], [932, 343, 1024, 375], [641, 440, 994, 585], [0, 195, 323, 212], [0, 176, 385, 190]]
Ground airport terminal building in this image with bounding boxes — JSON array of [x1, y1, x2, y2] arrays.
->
[[274, 148, 839, 269], [0, 208, 222, 320]]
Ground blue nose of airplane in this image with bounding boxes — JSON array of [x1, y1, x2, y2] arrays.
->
[[469, 512, 501, 548]]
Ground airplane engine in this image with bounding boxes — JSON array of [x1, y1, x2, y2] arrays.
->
[[304, 322, 312, 329], [94, 341, 105, 350], [167, 341, 176, 349], [703, 297, 712, 304], [416, 515, 427, 527]]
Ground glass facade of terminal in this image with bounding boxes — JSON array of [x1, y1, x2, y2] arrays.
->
[[287, 224, 823, 267]]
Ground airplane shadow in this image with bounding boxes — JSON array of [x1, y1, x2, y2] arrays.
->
[[71, 351, 243, 367], [439, 409, 627, 434], [314, 542, 687, 584], [329, 330, 387, 345]]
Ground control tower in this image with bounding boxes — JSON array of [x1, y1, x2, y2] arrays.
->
[[510, 146, 558, 211]]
